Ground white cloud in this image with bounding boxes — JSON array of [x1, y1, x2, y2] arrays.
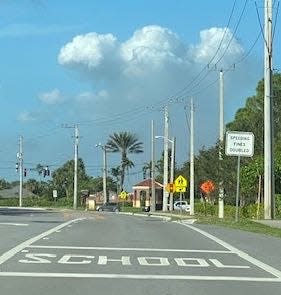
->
[[191, 27, 244, 66], [17, 110, 37, 122], [38, 89, 65, 105], [58, 25, 243, 87], [75, 90, 108, 103], [58, 32, 121, 80]]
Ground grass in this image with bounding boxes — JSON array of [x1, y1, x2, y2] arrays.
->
[[196, 215, 281, 238]]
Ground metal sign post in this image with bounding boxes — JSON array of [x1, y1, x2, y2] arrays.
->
[[235, 156, 241, 222]]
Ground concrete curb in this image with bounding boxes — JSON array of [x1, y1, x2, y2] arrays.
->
[[0, 206, 48, 211], [119, 212, 171, 221]]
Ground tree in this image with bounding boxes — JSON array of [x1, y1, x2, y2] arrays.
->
[[106, 132, 143, 190], [52, 158, 89, 199]]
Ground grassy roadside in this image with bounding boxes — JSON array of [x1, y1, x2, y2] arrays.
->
[[195, 215, 281, 239]]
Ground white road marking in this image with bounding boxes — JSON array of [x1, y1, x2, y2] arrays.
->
[[0, 223, 28, 226], [0, 218, 85, 265], [177, 223, 281, 279], [27, 245, 232, 254], [0, 272, 280, 282]]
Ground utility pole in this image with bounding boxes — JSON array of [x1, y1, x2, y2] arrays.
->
[[169, 137, 175, 211], [73, 125, 79, 210], [163, 106, 169, 211], [96, 143, 108, 204], [151, 120, 156, 211], [190, 98, 195, 215], [102, 146, 108, 204], [218, 69, 225, 219], [264, 0, 274, 219], [18, 135, 23, 207], [63, 124, 80, 210]]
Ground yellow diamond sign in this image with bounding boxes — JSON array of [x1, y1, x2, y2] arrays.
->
[[174, 175, 188, 187], [174, 175, 188, 193], [119, 191, 127, 199]]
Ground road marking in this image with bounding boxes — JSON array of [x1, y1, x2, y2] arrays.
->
[[177, 222, 281, 279], [17, 253, 251, 269], [0, 272, 280, 281], [27, 245, 232, 254], [0, 223, 28, 226], [0, 218, 85, 265]]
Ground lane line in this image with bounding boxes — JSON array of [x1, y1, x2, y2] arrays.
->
[[0, 218, 85, 265], [0, 223, 28, 226], [27, 245, 232, 254], [177, 222, 281, 279], [0, 272, 280, 281]]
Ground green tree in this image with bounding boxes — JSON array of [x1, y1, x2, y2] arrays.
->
[[106, 132, 143, 190], [52, 158, 89, 199]]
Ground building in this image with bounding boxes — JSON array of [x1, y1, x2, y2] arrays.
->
[[132, 178, 163, 209]]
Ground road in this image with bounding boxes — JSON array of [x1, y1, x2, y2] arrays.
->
[[0, 208, 281, 295]]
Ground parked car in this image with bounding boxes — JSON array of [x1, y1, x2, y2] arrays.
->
[[173, 200, 191, 212], [96, 202, 120, 212]]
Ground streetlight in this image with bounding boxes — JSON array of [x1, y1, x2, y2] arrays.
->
[[155, 135, 175, 211], [96, 143, 109, 204]]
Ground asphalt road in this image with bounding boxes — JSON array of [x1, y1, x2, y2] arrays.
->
[[0, 208, 281, 295]]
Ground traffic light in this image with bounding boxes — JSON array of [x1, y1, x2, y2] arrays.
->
[[24, 168, 27, 177], [15, 163, 19, 172]]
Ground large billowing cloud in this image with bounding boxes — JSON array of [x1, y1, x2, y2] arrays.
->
[[191, 27, 244, 65], [58, 25, 244, 105]]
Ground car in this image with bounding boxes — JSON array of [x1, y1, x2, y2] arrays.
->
[[96, 202, 120, 212], [173, 200, 191, 212]]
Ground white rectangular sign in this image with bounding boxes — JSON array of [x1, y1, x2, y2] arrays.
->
[[225, 131, 254, 157]]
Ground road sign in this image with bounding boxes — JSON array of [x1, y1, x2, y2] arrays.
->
[[175, 186, 186, 193], [52, 190, 58, 198], [119, 191, 127, 200], [175, 175, 188, 187], [174, 175, 188, 193], [165, 183, 175, 193], [225, 131, 254, 157]]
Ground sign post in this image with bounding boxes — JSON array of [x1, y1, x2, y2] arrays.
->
[[225, 131, 254, 221]]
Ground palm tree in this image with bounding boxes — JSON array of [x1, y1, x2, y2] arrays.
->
[[106, 132, 143, 190]]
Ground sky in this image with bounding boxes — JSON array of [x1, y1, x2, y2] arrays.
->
[[0, 0, 280, 190]]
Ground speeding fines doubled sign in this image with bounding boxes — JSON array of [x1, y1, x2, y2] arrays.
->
[[225, 131, 254, 157], [225, 131, 255, 222]]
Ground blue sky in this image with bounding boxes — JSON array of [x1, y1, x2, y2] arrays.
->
[[0, 0, 280, 189]]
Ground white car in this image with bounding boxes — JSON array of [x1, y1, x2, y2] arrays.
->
[[173, 201, 191, 212]]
